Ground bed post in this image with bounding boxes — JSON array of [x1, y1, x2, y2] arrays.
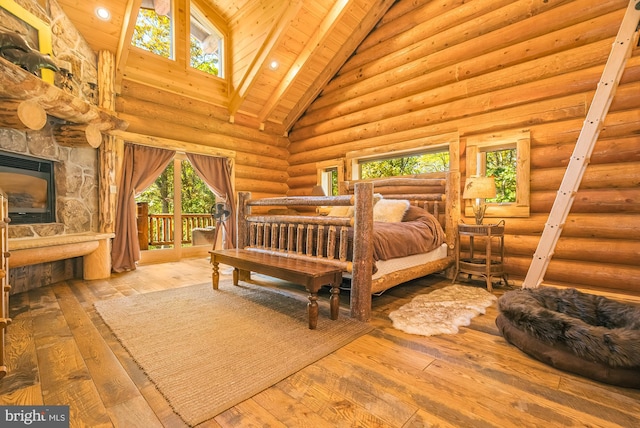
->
[[237, 192, 250, 249], [351, 182, 374, 322], [445, 170, 461, 277], [446, 135, 461, 278]]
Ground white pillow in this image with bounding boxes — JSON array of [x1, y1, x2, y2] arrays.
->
[[327, 193, 383, 217], [327, 205, 351, 217], [373, 199, 410, 222]]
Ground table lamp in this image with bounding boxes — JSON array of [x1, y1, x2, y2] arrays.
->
[[463, 175, 496, 224]]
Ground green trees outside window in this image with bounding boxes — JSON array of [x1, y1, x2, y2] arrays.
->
[[132, 3, 223, 77], [132, 8, 172, 58], [137, 160, 216, 215], [486, 148, 517, 203], [360, 151, 449, 179]]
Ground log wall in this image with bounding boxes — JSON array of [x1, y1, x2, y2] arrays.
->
[[287, 0, 640, 293], [115, 79, 289, 200]]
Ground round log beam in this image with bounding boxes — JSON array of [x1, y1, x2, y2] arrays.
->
[[0, 99, 47, 130]]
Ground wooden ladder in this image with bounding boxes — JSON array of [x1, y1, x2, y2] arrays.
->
[[522, 1, 640, 289]]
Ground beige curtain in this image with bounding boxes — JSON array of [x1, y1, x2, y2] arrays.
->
[[186, 153, 236, 249], [112, 143, 175, 272]]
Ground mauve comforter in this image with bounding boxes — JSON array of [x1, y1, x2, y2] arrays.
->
[[371, 205, 445, 261]]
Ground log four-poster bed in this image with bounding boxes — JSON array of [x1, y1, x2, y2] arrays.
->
[[212, 172, 460, 322]]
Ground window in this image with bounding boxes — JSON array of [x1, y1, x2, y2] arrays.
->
[[190, 2, 224, 77], [486, 148, 517, 203], [345, 133, 456, 180], [132, 1, 173, 59], [131, 0, 226, 78], [136, 156, 216, 250], [359, 150, 449, 179], [320, 167, 339, 196], [316, 159, 344, 196], [465, 129, 530, 218]]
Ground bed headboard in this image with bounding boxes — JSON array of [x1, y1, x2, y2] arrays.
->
[[339, 172, 451, 233]]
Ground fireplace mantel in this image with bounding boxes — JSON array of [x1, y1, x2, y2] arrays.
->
[[0, 57, 128, 144]]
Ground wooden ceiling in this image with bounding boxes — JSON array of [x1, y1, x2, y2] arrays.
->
[[55, 0, 394, 134]]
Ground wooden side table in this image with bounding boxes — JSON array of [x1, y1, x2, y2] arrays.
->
[[452, 222, 508, 292]]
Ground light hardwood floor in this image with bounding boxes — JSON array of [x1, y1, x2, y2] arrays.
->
[[1, 257, 639, 427]]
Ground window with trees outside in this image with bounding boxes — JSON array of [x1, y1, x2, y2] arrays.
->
[[465, 129, 530, 218], [132, 1, 225, 78], [486, 148, 517, 203], [359, 150, 449, 179], [132, 1, 173, 59], [136, 157, 216, 250], [190, 3, 224, 77], [316, 159, 345, 196]]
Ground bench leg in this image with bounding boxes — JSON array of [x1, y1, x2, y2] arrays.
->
[[211, 260, 220, 290], [330, 284, 340, 320], [307, 292, 318, 330], [238, 270, 251, 282], [232, 268, 239, 286]]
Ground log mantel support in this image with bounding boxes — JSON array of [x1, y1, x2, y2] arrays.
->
[[0, 99, 47, 130], [9, 232, 114, 280], [53, 122, 105, 148]]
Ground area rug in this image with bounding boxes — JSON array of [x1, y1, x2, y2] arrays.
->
[[389, 284, 497, 336], [94, 280, 373, 427]]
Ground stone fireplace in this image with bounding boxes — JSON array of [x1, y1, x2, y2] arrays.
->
[[0, 125, 104, 293], [0, 150, 56, 225], [0, 126, 99, 239], [0, 1, 123, 293]]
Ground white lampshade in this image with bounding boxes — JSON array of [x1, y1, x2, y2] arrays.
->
[[463, 176, 496, 199]]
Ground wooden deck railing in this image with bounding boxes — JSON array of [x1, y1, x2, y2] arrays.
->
[[136, 203, 214, 249]]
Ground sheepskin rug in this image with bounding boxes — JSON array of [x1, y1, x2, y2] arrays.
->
[[389, 285, 497, 336]]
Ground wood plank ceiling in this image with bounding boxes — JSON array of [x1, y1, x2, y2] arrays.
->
[[55, 0, 393, 134]]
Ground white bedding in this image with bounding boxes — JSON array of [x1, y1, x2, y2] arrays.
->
[[343, 242, 448, 281]]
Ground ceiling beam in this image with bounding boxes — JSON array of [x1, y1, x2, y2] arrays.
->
[[227, 0, 303, 116], [115, 0, 143, 92], [282, 0, 396, 132], [257, 0, 351, 124]]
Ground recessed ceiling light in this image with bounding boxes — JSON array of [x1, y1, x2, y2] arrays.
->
[[96, 7, 111, 21], [269, 60, 279, 70]]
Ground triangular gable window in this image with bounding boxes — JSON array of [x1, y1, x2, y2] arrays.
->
[[132, 0, 173, 59], [190, 2, 224, 78]]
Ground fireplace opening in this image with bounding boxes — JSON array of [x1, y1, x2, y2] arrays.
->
[[0, 151, 56, 224]]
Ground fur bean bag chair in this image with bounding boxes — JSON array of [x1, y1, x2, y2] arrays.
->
[[496, 287, 640, 388]]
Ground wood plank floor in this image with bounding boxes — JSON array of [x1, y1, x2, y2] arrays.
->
[[1, 257, 639, 427]]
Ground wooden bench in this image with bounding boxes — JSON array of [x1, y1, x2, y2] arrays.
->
[[210, 249, 343, 329]]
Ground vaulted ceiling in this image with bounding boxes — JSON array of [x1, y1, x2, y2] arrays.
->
[[56, 0, 393, 134]]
